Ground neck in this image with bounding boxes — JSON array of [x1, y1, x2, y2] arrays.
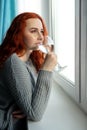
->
[[19, 50, 32, 62]]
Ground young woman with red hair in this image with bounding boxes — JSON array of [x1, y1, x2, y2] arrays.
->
[[0, 12, 57, 130]]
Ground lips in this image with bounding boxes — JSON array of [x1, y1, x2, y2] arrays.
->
[[36, 42, 42, 47]]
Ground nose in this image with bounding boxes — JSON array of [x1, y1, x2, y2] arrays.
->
[[37, 32, 43, 41]]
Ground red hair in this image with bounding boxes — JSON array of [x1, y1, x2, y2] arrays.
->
[[0, 12, 48, 71]]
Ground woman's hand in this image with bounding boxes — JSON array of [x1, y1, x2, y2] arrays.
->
[[41, 52, 57, 71], [12, 110, 26, 119]]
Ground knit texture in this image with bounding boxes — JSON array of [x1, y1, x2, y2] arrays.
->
[[0, 53, 53, 128]]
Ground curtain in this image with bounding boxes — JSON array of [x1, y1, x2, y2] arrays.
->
[[0, 0, 17, 44]]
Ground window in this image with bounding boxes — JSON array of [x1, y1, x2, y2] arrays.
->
[[55, 0, 75, 83], [17, 0, 42, 15], [50, 0, 87, 113], [49, 0, 76, 99], [50, 0, 75, 83]]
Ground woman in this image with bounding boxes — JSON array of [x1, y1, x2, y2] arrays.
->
[[0, 12, 57, 130]]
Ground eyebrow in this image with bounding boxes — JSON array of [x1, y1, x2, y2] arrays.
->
[[29, 27, 44, 31]]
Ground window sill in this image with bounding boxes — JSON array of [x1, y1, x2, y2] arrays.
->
[[53, 71, 76, 100], [28, 80, 86, 130]]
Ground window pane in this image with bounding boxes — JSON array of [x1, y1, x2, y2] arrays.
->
[[54, 0, 75, 83], [17, 0, 42, 15]]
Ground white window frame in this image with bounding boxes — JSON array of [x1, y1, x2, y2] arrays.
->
[[49, 0, 87, 113], [80, 0, 87, 113], [49, 0, 79, 100]]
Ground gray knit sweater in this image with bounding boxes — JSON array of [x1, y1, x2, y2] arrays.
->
[[0, 53, 52, 128]]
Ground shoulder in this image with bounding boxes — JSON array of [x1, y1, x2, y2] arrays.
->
[[5, 53, 21, 63], [5, 53, 25, 66], [4, 53, 26, 71]]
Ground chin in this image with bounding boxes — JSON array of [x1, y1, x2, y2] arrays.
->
[[33, 46, 39, 50]]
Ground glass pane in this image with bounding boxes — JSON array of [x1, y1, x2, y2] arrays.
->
[[17, 0, 42, 15], [54, 0, 75, 83]]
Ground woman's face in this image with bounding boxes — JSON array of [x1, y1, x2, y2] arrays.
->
[[23, 18, 44, 51]]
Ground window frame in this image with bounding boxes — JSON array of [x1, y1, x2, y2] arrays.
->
[[49, 0, 87, 113]]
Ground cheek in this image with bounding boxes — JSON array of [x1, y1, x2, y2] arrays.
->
[[23, 35, 33, 46]]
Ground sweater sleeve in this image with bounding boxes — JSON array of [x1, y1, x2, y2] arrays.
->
[[4, 54, 52, 121]]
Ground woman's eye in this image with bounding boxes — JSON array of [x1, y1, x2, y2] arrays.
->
[[31, 30, 37, 33], [41, 31, 44, 35], [30, 29, 44, 35]]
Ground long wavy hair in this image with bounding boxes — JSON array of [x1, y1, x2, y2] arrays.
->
[[0, 12, 48, 71]]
